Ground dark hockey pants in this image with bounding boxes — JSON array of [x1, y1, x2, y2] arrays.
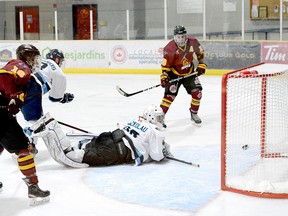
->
[[82, 129, 133, 166]]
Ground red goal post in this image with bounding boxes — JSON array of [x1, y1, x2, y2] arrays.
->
[[221, 62, 288, 198]]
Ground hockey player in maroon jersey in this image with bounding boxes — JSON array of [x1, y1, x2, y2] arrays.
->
[[160, 25, 207, 125], [0, 44, 50, 205]]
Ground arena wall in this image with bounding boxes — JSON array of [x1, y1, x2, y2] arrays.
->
[[0, 40, 286, 75]]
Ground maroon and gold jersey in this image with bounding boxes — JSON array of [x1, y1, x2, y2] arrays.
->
[[0, 59, 31, 97], [161, 38, 204, 76]]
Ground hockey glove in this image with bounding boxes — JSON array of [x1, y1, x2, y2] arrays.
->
[[196, 63, 207, 76], [8, 91, 25, 115], [162, 142, 173, 158], [160, 71, 169, 88], [60, 93, 74, 103]]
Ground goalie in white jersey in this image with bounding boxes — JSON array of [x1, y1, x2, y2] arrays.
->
[[28, 105, 172, 168]]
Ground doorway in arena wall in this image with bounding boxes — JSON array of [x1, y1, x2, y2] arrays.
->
[[72, 4, 97, 40]]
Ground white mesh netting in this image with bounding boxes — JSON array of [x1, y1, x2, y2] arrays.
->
[[223, 63, 288, 195]]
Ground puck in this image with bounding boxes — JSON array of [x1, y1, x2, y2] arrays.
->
[[0, 182, 2, 189], [242, 145, 249, 150]]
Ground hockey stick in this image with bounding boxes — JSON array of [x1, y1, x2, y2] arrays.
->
[[116, 72, 197, 97], [66, 131, 98, 138], [166, 156, 200, 167], [58, 121, 92, 134]]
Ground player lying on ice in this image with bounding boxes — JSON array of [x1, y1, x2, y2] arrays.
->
[[28, 105, 173, 167]]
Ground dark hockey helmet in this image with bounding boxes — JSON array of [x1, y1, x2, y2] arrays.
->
[[173, 25, 187, 47], [46, 49, 65, 67], [173, 25, 187, 35], [16, 44, 41, 72]]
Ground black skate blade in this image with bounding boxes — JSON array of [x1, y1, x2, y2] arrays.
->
[[30, 196, 50, 206]]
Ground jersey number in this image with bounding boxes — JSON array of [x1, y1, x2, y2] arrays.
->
[[123, 126, 139, 138]]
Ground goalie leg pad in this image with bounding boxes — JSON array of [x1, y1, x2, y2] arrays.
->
[[35, 119, 88, 168], [42, 131, 88, 168], [66, 149, 85, 163], [30, 112, 54, 136]]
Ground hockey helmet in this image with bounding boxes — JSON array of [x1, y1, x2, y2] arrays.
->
[[16, 44, 41, 73], [143, 105, 165, 129], [174, 25, 187, 35], [173, 25, 187, 47], [46, 49, 65, 67]]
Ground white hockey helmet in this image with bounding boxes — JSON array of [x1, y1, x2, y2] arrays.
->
[[143, 105, 165, 128]]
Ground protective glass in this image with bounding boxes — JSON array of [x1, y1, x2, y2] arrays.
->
[[174, 34, 187, 47]]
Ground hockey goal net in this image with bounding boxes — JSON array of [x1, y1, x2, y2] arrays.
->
[[221, 62, 288, 198]]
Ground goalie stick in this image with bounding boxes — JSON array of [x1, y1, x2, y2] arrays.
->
[[116, 72, 197, 97], [166, 156, 200, 167], [58, 121, 92, 134], [66, 131, 98, 138]]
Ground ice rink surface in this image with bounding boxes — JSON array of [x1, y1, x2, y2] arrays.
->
[[1, 74, 288, 216]]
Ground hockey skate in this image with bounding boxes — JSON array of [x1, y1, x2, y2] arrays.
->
[[190, 111, 202, 125], [23, 178, 50, 206]]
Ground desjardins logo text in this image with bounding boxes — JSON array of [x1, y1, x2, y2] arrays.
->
[[65, 50, 106, 61]]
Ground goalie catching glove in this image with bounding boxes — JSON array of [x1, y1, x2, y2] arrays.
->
[[162, 141, 173, 158], [60, 93, 74, 103], [196, 63, 207, 76], [8, 91, 25, 115], [160, 71, 169, 88]]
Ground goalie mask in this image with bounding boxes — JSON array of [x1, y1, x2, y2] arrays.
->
[[143, 105, 165, 129], [16, 44, 41, 73], [46, 49, 65, 68], [174, 25, 187, 47]]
